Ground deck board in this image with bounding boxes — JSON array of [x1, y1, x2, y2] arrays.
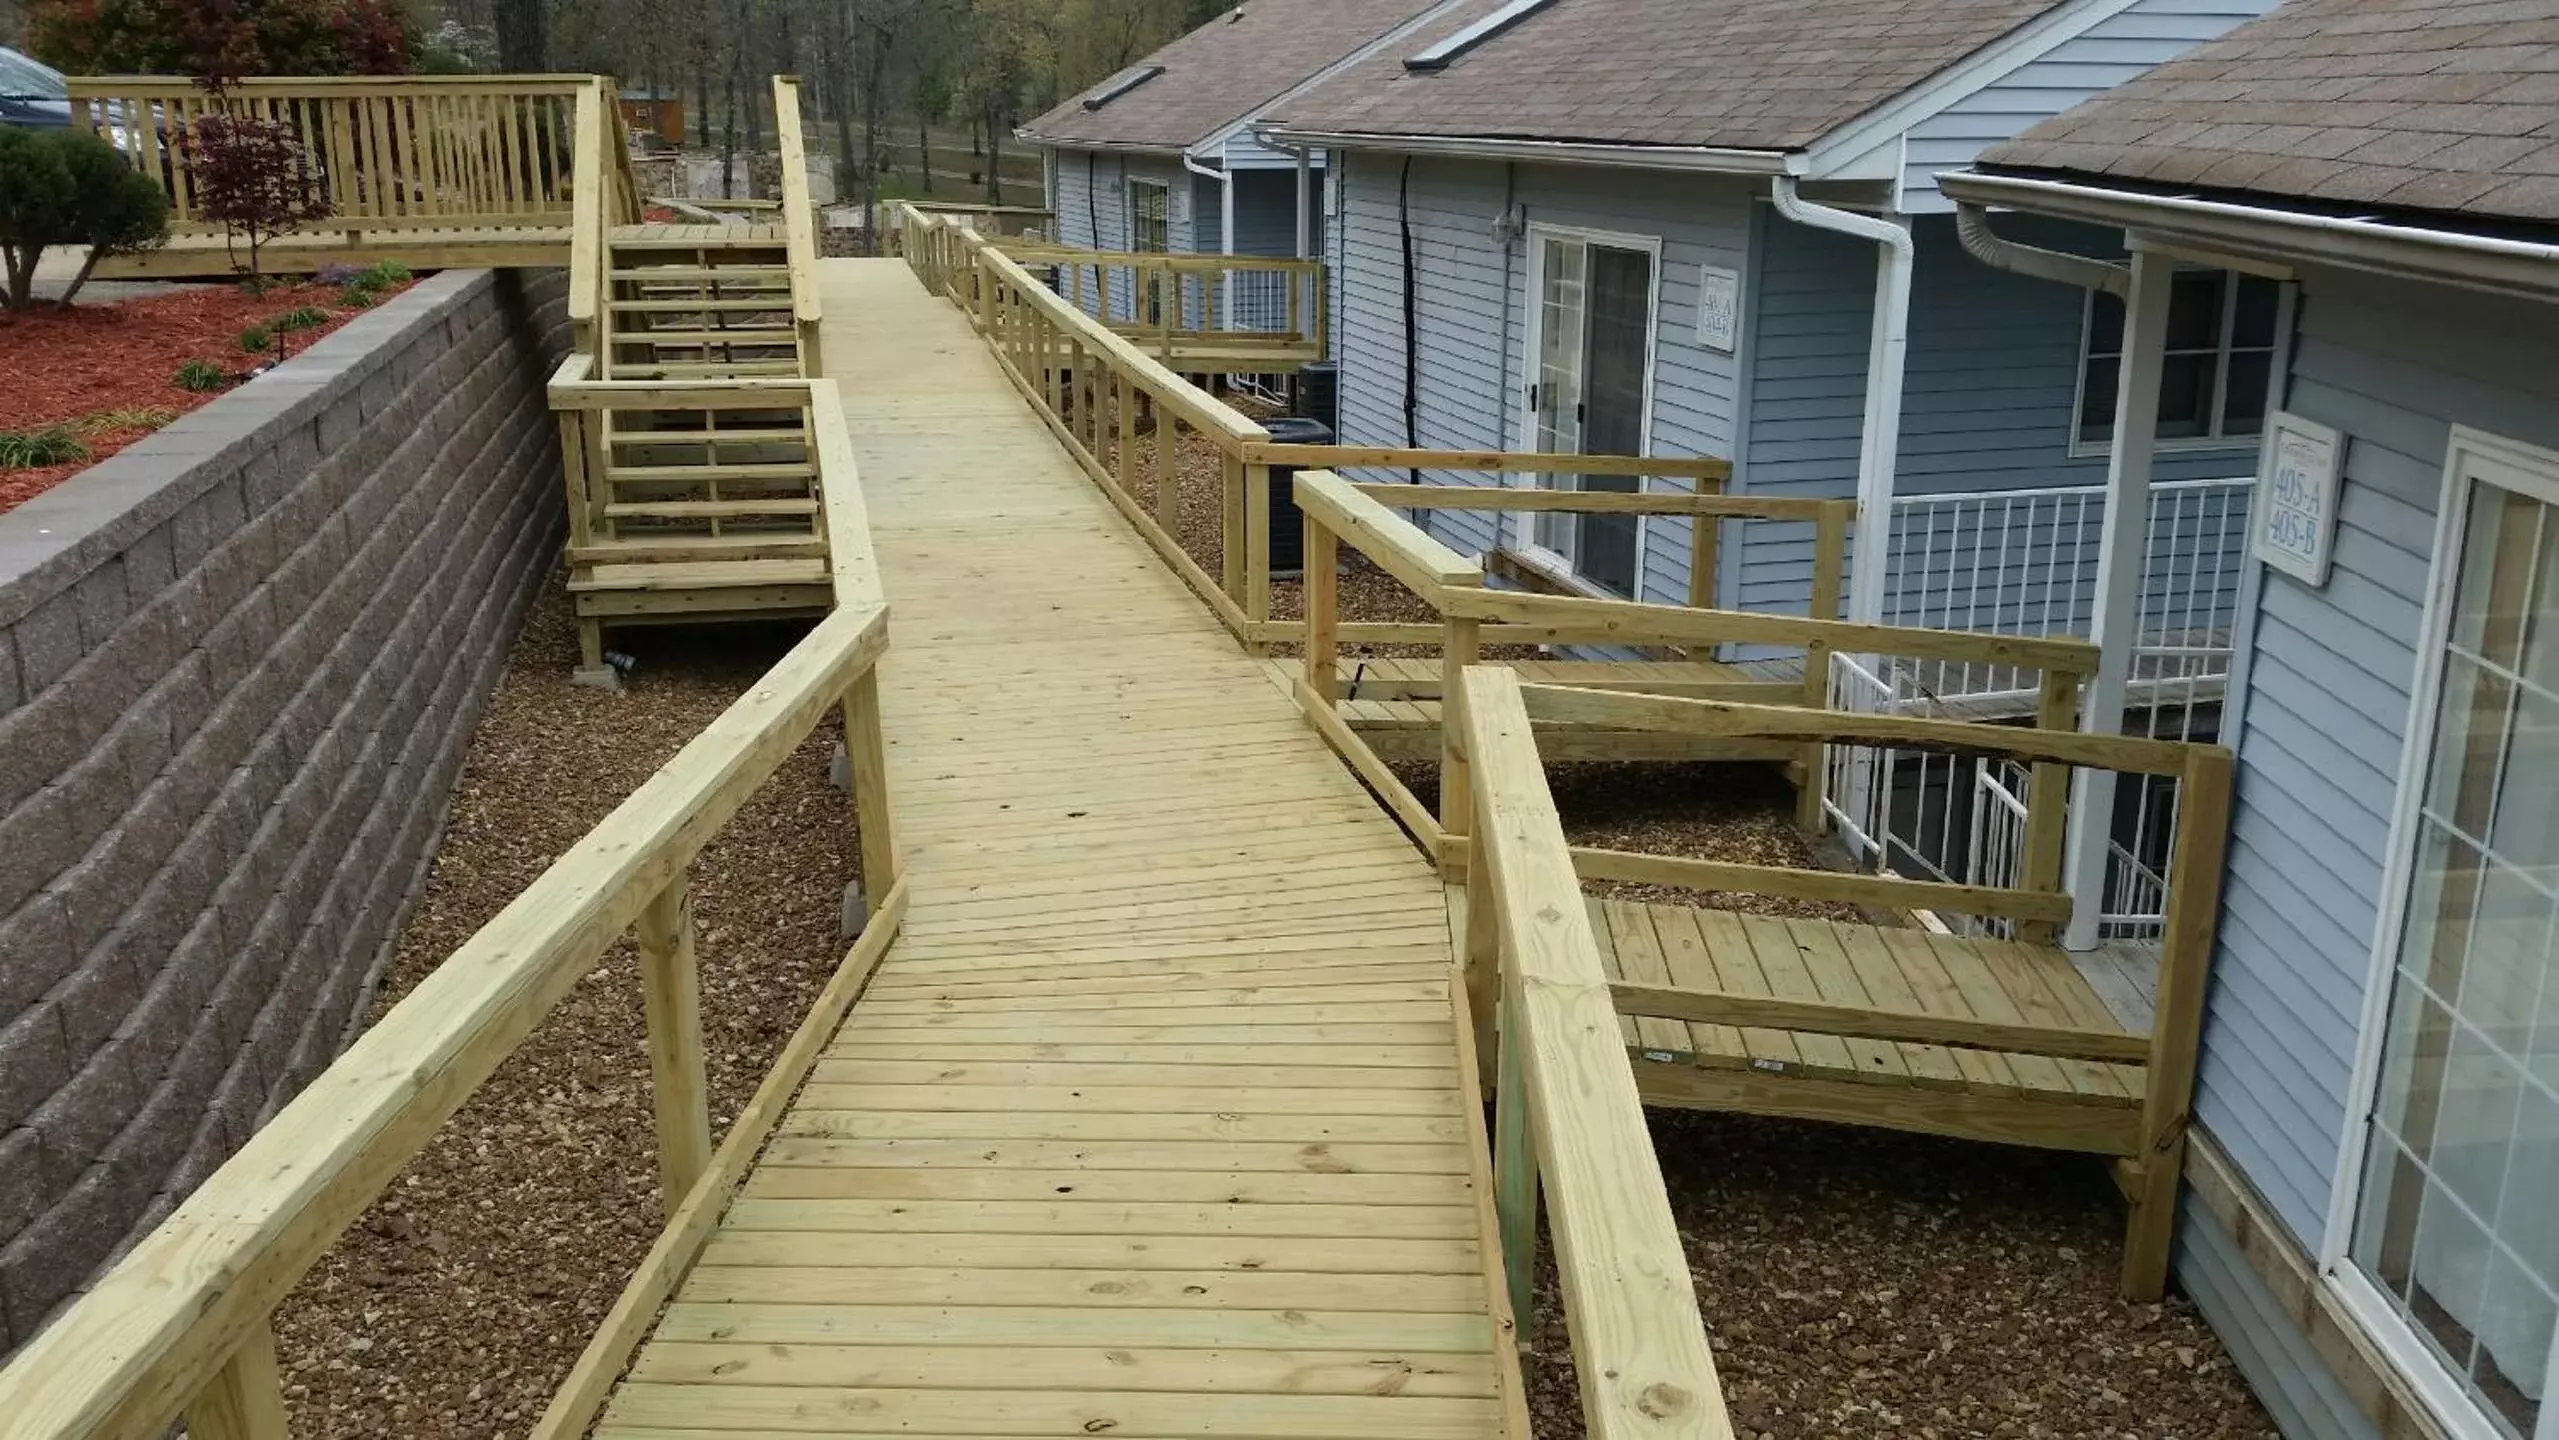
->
[[600, 259, 1525, 1440]]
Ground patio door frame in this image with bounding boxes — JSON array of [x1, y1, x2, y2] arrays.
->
[[1512, 221, 1663, 598], [2322, 423, 2559, 1440]]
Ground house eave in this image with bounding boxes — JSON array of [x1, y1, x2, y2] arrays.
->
[[1016, 131, 1198, 160], [1942, 170, 2559, 304], [1261, 125, 1804, 177]]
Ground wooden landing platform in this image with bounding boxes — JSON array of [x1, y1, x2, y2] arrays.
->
[[1572, 892, 2162, 1153], [591, 259, 1526, 1439]]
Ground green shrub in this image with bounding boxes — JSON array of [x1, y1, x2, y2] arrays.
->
[[174, 359, 228, 392], [336, 281, 378, 308], [269, 305, 329, 332], [70, 407, 179, 435], [239, 323, 273, 354], [0, 127, 170, 310], [0, 428, 91, 469], [359, 261, 411, 286]]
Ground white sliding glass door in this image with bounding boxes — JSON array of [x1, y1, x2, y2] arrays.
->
[[2345, 431, 2559, 1440], [1519, 227, 1657, 598]]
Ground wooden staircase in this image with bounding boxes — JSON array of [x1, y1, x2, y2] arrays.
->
[[602, 227, 807, 380], [549, 77, 833, 684]]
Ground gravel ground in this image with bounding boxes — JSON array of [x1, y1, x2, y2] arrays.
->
[[269, 578, 856, 1437], [1525, 1109, 2275, 1440]]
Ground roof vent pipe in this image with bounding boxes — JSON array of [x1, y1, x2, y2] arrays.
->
[[1955, 200, 2129, 298]]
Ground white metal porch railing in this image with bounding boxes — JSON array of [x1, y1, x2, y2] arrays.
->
[[1826, 476, 2251, 939]]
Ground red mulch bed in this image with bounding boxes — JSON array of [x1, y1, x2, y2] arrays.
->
[[0, 275, 413, 515]]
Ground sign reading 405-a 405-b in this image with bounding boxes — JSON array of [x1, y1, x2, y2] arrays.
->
[[2252, 411, 2343, 587]]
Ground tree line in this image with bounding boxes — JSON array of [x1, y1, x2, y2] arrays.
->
[[463, 0, 1227, 210]]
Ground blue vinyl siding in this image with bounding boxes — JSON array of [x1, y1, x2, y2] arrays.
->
[[2177, 1191, 2384, 1440], [2204, 267, 2559, 1251], [1735, 210, 2258, 617], [1898, 0, 2275, 211], [1331, 150, 1753, 604]]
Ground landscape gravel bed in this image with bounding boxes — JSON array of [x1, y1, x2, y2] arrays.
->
[[1525, 1108, 2275, 1439], [268, 581, 856, 1437]]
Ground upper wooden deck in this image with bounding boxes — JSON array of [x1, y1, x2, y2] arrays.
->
[[587, 257, 1528, 1439]]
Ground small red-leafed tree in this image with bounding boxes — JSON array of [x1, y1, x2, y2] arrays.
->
[[180, 113, 330, 283]]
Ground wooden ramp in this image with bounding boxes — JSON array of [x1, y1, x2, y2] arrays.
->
[[592, 258, 1527, 1439]]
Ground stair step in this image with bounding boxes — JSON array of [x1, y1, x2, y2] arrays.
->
[[609, 297, 794, 313], [607, 461, 816, 483], [609, 265, 790, 283], [568, 557, 829, 592], [613, 360, 806, 378], [603, 498, 819, 519], [606, 427, 809, 446], [611, 329, 797, 346], [567, 535, 827, 564]]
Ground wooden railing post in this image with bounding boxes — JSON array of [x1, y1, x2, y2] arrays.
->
[[1491, 969, 1539, 1349], [2122, 744, 2231, 1299], [1115, 371, 1138, 496], [1303, 514, 1339, 707], [1155, 411, 1184, 535], [1796, 499, 1852, 835], [1439, 611, 1484, 874], [1221, 448, 1248, 607], [1461, 801, 1499, 1094], [1243, 456, 1273, 651], [2017, 666, 2083, 943], [186, 1321, 288, 1440], [842, 668, 900, 896], [634, 873, 712, 1205]]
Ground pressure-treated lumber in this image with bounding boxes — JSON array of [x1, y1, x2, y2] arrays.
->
[[1458, 667, 1730, 1440]]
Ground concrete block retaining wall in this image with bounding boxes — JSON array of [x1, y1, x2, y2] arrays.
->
[[0, 268, 569, 1348]]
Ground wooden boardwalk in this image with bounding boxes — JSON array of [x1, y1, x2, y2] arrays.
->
[[593, 259, 1527, 1439]]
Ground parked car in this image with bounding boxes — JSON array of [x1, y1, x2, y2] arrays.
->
[[0, 47, 71, 129]]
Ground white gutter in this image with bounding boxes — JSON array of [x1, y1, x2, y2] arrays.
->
[[1770, 176, 1911, 627], [1267, 126, 1801, 177], [1180, 150, 1236, 329], [1955, 202, 2129, 298], [1942, 170, 2559, 302]]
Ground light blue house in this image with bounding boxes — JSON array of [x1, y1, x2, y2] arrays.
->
[[1016, 0, 1454, 333], [1943, 3, 2559, 1436], [1261, 0, 2280, 908]]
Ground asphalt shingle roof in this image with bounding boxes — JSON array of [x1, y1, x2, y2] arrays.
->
[[1984, 0, 2559, 223], [1269, 0, 2069, 153], [1019, 0, 1451, 153]]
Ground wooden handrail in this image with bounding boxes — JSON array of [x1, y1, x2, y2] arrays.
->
[[71, 74, 596, 94], [1517, 683, 2192, 774], [1260, 446, 1732, 485], [567, 79, 607, 332], [0, 602, 892, 1439], [1293, 471, 1482, 593], [73, 74, 596, 240], [1447, 590, 2100, 675], [770, 76, 824, 333], [1457, 666, 1732, 1440], [1353, 483, 1810, 518]]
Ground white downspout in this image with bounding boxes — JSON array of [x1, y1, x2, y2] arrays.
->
[[1770, 177, 1911, 626], [1182, 149, 1235, 330], [2062, 247, 2172, 950]]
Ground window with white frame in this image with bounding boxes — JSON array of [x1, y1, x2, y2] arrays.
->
[[1127, 178, 1169, 254], [2345, 432, 2559, 1440], [2075, 269, 2284, 449]]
